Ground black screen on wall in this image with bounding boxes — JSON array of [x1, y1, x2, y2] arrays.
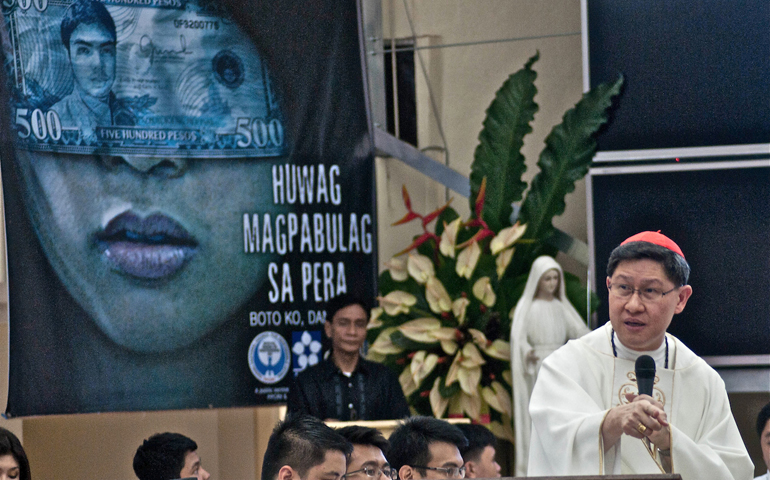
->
[[591, 164, 770, 356], [587, 0, 770, 152]]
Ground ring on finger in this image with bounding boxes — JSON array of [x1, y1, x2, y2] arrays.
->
[[636, 423, 648, 434]]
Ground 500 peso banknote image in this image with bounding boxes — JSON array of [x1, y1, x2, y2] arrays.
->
[[2, 0, 286, 158]]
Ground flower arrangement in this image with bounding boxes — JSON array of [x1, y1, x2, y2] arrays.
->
[[366, 54, 622, 439]]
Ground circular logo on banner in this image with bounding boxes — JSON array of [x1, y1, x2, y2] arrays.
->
[[248, 331, 290, 384]]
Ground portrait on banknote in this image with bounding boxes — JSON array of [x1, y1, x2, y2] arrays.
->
[[0, 0, 375, 415]]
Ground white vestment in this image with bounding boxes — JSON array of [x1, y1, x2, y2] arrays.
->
[[755, 472, 769, 480], [527, 322, 753, 479], [510, 255, 589, 476]]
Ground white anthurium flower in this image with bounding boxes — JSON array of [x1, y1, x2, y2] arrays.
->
[[367, 327, 403, 356], [440, 340, 458, 355], [368, 307, 384, 330], [492, 381, 512, 416], [502, 369, 513, 386], [429, 327, 459, 355], [426, 277, 452, 313], [398, 318, 441, 343], [460, 342, 486, 368], [481, 381, 512, 416], [490, 222, 527, 254], [481, 386, 503, 413], [496, 247, 514, 279], [439, 218, 462, 258], [399, 366, 419, 397], [411, 351, 439, 385], [488, 418, 514, 442], [472, 277, 496, 307], [468, 328, 488, 346], [367, 350, 386, 363], [379, 291, 417, 316], [430, 377, 449, 418], [430, 327, 459, 342], [455, 241, 481, 279], [459, 390, 481, 420], [452, 297, 470, 325], [458, 365, 482, 395], [407, 253, 435, 284], [385, 256, 408, 281], [445, 352, 462, 386], [483, 339, 511, 361]]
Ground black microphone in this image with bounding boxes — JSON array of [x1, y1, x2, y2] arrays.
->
[[635, 355, 656, 397]]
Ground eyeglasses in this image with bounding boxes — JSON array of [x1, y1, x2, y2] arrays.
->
[[344, 466, 398, 480], [608, 283, 679, 302], [411, 466, 466, 479]]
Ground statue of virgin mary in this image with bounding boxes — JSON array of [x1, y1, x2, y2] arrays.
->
[[510, 255, 590, 476]]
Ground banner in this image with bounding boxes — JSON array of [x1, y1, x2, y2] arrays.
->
[[0, 0, 375, 415]]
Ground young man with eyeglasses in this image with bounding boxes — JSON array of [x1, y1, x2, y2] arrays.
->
[[388, 416, 468, 480], [337, 426, 397, 480], [527, 231, 752, 478]]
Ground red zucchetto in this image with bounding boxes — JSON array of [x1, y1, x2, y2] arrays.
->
[[621, 230, 685, 260]]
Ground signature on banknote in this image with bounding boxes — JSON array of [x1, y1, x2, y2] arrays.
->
[[139, 34, 193, 64]]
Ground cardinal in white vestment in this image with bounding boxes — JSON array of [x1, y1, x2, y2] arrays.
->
[[527, 231, 753, 479]]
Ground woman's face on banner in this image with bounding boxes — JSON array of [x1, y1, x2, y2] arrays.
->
[[16, 150, 284, 353]]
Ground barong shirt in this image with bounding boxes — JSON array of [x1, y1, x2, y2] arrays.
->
[[287, 357, 410, 421]]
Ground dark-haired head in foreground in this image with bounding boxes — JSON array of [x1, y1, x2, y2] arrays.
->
[[262, 415, 352, 480], [456, 424, 501, 478], [388, 416, 468, 480], [0, 427, 30, 480], [133, 432, 210, 480], [337, 426, 394, 480], [758, 402, 770, 476]]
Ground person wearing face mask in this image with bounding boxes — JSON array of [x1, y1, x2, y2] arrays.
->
[[287, 295, 409, 421], [509, 255, 590, 476]]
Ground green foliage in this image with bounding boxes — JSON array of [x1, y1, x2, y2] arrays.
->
[[470, 53, 539, 231], [372, 55, 622, 435], [564, 271, 600, 323], [513, 75, 624, 273]]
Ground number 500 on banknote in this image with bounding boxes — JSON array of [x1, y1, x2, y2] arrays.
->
[[3, 0, 287, 158]]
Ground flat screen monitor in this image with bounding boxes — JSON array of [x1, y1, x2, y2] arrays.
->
[[583, 0, 770, 159]]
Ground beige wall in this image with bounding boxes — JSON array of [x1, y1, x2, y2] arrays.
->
[[376, 0, 588, 280]]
